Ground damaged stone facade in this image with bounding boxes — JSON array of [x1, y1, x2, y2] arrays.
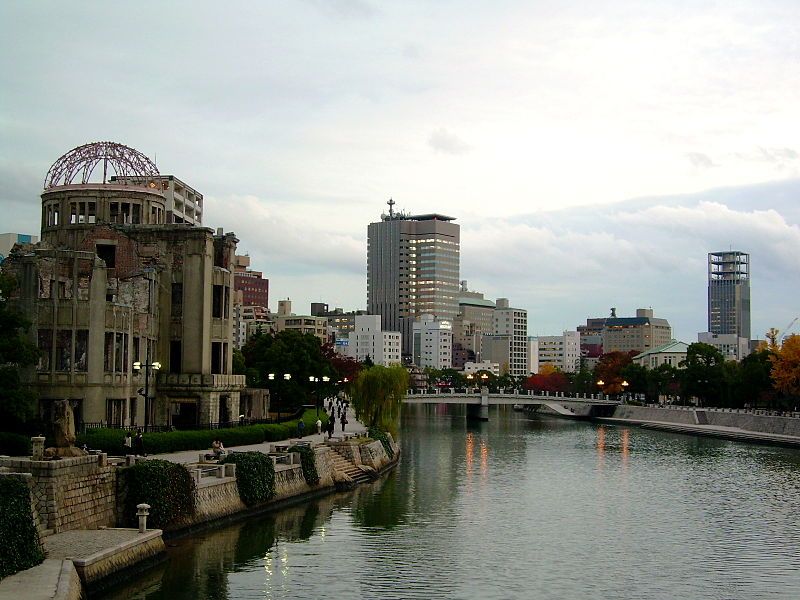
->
[[4, 171, 245, 429]]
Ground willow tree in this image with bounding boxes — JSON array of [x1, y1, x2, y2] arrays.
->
[[351, 365, 408, 436]]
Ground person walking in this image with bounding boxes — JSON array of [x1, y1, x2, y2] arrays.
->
[[133, 429, 146, 457], [340, 412, 347, 432], [297, 419, 306, 438], [123, 431, 132, 453], [327, 416, 335, 439], [316, 417, 322, 435]]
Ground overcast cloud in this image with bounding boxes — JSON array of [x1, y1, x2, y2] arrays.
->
[[1, 0, 799, 343]]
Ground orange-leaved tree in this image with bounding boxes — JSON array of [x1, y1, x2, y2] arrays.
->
[[771, 334, 800, 398]]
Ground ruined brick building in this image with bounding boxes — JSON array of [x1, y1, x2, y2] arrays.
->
[[4, 141, 247, 429]]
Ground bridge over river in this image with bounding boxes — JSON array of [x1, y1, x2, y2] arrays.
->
[[403, 388, 619, 421]]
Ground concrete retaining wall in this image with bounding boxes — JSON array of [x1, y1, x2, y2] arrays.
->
[[611, 405, 698, 425], [705, 411, 800, 436], [0, 455, 116, 533]]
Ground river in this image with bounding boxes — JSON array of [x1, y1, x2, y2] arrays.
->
[[100, 405, 800, 599]]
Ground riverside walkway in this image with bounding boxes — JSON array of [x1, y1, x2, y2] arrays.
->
[[151, 406, 367, 464]]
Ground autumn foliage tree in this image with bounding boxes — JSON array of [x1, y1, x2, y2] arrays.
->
[[524, 366, 570, 393], [594, 351, 636, 394], [771, 335, 800, 399]]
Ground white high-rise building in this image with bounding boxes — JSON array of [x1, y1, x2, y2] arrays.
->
[[346, 315, 402, 366], [413, 314, 453, 369], [492, 298, 528, 377], [535, 331, 581, 373]]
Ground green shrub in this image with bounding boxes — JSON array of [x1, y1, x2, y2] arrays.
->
[[0, 432, 32, 457], [222, 451, 275, 506], [288, 445, 320, 485], [124, 460, 196, 529], [368, 427, 394, 459], [77, 410, 323, 456], [0, 477, 44, 579]]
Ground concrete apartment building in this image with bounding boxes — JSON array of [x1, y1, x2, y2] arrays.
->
[[412, 314, 453, 369], [452, 282, 496, 368], [535, 331, 581, 373], [527, 337, 539, 375], [367, 201, 460, 358], [698, 332, 751, 361], [601, 308, 672, 354], [345, 315, 402, 366], [233, 254, 269, 308], [482, 334, 512, 375], [110, 174, 203, 226], [4, 142, 244, 429], [311, 303, 368, 340], [492, 298, 528, 378]]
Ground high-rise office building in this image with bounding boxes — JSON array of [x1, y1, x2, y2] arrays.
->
[[708, 251, 750, 339], [367, 201, 460, 357]]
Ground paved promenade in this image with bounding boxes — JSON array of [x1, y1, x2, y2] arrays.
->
[[596, 417, 800, 447], [150, 406, 367, 464]]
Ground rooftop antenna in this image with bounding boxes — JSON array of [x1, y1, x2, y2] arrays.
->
[[387, 197, 395, 218]]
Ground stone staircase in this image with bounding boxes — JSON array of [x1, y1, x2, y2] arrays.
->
[[326, 446, 372, 485]]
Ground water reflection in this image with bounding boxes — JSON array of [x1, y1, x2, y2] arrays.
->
[[100, 406, 800, 600]]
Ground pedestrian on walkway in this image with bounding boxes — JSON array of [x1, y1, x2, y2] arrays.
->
[[340, 412, 347, 432], [327, 416, 335, 439], [298, 419, 306, 437], [124, 431, 132, 453], [316, 417, 322, 435], [133, 429, 146, 456]]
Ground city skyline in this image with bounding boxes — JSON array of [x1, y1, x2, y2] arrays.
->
[[2, 1, 799, 343]]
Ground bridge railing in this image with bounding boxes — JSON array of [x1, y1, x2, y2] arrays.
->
[[407, 388, 609, 401]]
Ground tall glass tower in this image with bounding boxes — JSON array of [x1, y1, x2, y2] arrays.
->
[[708, 251, 750, 339], [367, 201, 460, 358]]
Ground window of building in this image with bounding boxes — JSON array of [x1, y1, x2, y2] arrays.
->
[[171, 283, 183, 317], [74, 330, 88, 371], [37, 329, 52, 371], [212, 285, 223, 318], [56, 330, 72, 371], [96, 243, 116, 268], [170, 340, 182, 374]]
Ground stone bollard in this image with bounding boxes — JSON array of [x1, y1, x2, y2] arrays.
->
[[31, 436, 45, 460], [137, 503, 151, 533]]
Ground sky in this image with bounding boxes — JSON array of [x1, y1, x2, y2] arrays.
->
[[1, 0, 799, 342]]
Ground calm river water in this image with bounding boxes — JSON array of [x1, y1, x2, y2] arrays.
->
[[101, 406, 800, 600]]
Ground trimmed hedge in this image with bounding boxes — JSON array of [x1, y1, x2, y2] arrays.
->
[[77, 410, 323, 455], [0, 432, 32, 457], [288, 445, 320, 486], [124, 459, 196, 529], [368, 427, 394, 459], [0, 477, 44, 580], [222, 451, 275, 506]]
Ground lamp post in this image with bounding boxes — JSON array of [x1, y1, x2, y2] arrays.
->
[[268, 373, 291, 421], [133, 360, 161, 429], [466, 373, 474, 391], [621, 380, 629, 403], [596, 379, 605, 401], [309, 375, 331, 418]]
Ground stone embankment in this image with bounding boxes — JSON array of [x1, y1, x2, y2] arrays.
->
[[0, 422, 399, 600], [596, 404, 800, 447]]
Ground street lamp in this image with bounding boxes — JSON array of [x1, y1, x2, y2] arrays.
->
[[133, 360, 161, 429], [268, 373, 291, 421], [621, 380, 629, 403], [596, 379, 605, 401], [309, 375, 330, 418]]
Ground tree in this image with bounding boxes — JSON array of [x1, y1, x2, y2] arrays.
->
[[524, 370, 569, 393], [679, 342, 725, 406], [620, 363, 648, 397], [646, 363, 679, 403], [241, 330, 333, 410], [771, 335, 800, 400], [232, 348, 246, 375], [739, 348, 775, 408], [0, 272, 39, 427], [595, 351, 636, 394], [351, 365, 409, 435]]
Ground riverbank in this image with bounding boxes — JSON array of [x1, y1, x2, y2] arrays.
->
[[0, 408, 399, 598], [594, 404, 800, 447]]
